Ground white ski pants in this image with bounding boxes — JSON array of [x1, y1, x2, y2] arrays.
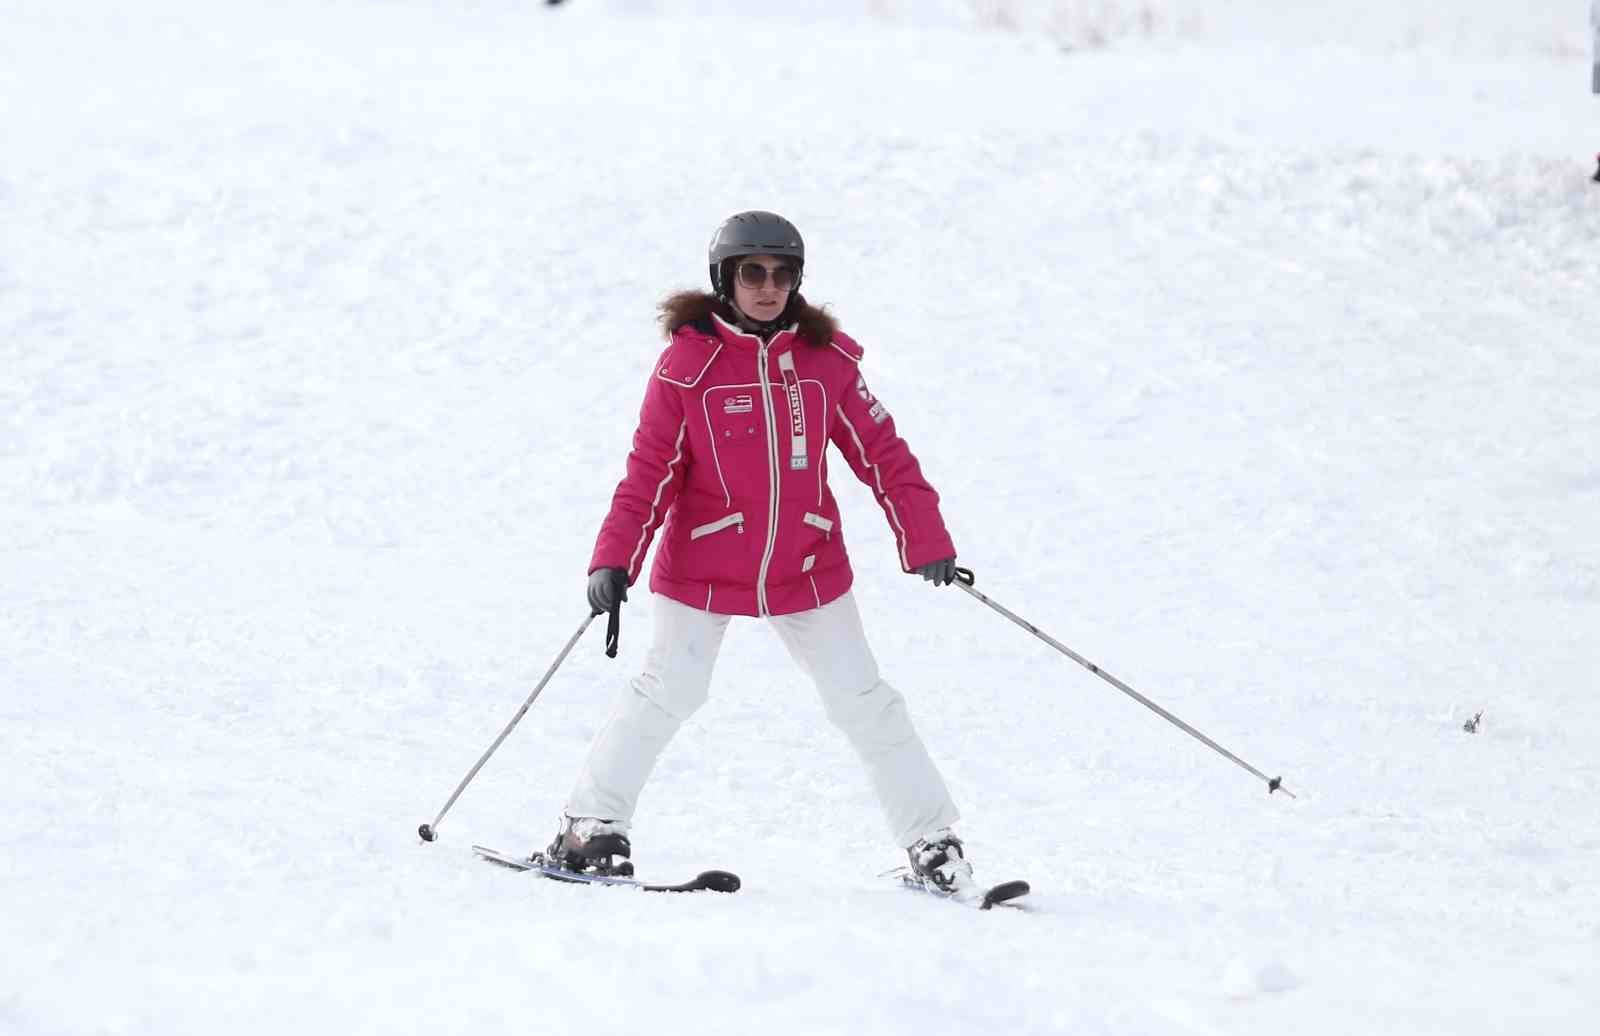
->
[[565, 591, 959, 849]]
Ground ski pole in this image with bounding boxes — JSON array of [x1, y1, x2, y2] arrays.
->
[[418, 612, 599, 842], [951, 568, 1294, 798]]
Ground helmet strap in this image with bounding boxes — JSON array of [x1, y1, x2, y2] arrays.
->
[[727, 294, 800, 342]]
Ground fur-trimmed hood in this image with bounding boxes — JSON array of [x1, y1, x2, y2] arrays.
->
[[657, 290, 838, 347]]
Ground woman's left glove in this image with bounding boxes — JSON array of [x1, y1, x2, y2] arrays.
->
[[914, 557, 957, 586]]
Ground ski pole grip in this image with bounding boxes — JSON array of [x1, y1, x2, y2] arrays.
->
[[954, 566, 976, 587]]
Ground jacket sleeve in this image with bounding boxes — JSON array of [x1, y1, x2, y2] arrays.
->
[[829, 353, 956, 572], [589, 358, 689, 584]]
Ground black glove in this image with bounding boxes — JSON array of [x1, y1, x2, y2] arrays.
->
[[587, 567, 629, 615], [914, 557, 957, 587]]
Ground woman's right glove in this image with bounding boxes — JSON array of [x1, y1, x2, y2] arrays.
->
[[587, 567, 629, 616], [913, 557, 957, 587]]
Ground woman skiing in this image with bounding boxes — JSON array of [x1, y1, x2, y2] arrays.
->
[[546, 211, 976, 893]]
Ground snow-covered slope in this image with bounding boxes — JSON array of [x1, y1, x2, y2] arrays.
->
[[3, 2, 1597, 1034]]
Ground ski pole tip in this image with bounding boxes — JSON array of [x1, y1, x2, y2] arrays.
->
[[418, 823, 437, 842]]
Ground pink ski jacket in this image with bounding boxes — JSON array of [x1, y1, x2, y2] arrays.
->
[[590, 293, 956, 617]]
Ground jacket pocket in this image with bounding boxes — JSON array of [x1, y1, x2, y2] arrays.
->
[[802, 512, 834, 537], [707, 396, 765, 450], [690, 511, 746, 540]]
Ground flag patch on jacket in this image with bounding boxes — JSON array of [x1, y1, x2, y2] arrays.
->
[[723, 394, 753, 415]]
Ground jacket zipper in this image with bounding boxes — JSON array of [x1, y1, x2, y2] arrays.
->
[[755, 343, 782, 615]]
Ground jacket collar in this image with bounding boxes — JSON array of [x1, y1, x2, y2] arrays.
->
[[711, 311, 798, 352]]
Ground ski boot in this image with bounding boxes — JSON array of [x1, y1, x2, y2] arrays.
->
[[1593, 153, 1600, 183], [542, 816, 633, 877], [906, 829, 975, 895]]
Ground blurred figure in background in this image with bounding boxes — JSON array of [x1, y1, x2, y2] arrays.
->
[[1593, 0, 1599, 180]]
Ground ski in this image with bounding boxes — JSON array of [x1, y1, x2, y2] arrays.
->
[[472, 844, 740, 894], [891, 868, 1031, 910]]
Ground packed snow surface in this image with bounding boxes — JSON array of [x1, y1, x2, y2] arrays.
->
[[3, 1, 1597, 1033]]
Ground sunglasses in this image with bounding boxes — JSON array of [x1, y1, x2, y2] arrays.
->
[[736, 261, 800, 291]]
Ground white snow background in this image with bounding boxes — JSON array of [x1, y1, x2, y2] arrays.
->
[[3, 0, 1598, 1033]]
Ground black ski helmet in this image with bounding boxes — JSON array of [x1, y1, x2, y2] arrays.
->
[[707, 211, 805, 297]]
